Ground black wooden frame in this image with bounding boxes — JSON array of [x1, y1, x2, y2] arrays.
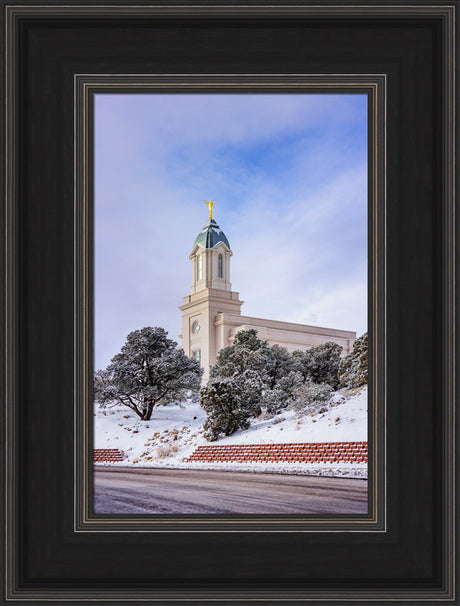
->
[[1, 1, 457, 604]]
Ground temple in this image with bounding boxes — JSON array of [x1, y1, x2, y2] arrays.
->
[[180, 209, 356, 382]]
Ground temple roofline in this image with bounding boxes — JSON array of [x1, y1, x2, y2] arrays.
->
[[214, 312, 356, 340]]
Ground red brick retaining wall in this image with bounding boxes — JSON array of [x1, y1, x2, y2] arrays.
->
[[187, 442, 368, 464], [94, 448, 124, 462]]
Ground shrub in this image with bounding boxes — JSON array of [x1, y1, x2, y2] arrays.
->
[[264, 344, 294, 390], [201, 378, 252, 441], [206, 329, 351, 430], [208, 329, 269, 421], [263, 371, 302, 414], [289, 381, 333, 412], [155, 443, 180, 459], [211, 329, 270, 380], [292, 342, 343, 389], [339, 332, 368, 388]]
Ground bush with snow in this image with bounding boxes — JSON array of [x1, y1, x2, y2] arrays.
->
[[155, 443, 180, 459], [289, 381, 334, 412], [292, 341, 343, 389], [201, 378, 252, 441], [264, 371, 303, 414], [264, 344, 295, 390], [339, 332, 368, 388], [209, 330, 299, 414], [211, 329, 270, 379], [208, 329, 270, 419]]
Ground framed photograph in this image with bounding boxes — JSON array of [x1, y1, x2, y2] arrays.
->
[[2, 1, 456, 604], [87, 81, 377, 526]]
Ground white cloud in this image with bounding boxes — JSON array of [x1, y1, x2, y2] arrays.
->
[[95, 94, 367, 368]]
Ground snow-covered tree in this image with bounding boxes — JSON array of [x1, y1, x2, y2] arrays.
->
[[211, 332, 293, 392], [211, 329, 270, 380], [289, 381, 334, 411], [201, 378, 252, 441], [264, 344, 294, 390], [292, 341, 343, 389], [204, 330, 347, 434], [209, 329, 270, 417], [339, 332, 368, 388], [94, 326, 202, 421], [264, 370, 302, 414]]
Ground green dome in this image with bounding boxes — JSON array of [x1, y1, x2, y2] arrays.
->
[[193, 218, 231, 250]]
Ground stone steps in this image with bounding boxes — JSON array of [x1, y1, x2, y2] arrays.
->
[[187, 442, 368, 464]]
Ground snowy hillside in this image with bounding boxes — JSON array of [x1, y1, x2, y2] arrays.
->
[[94, 385, 367, 478]]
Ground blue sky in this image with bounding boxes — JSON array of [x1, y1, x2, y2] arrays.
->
[[95, 93, 368, 370]]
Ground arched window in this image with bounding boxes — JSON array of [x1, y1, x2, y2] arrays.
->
[[197, 255, 202, 280], [218, 254, 223, 278]]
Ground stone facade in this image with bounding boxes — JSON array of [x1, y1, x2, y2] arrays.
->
[[180, 217, 356, 382]]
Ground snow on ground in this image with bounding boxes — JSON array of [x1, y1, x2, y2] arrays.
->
[[94, 385, 368, 478]]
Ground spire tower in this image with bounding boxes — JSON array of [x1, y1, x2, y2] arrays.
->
[[179, 209, 243, 382]]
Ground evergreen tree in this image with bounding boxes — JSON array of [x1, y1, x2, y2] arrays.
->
[[203, 329, 347, 436], [201, 378, 252, 441], [339, 332, 368, 388], [211, 329, 271, 381], [94, 326, 202, 420], [292, 341, 343, 389], [264, 370, 302, 414], [209, 329, 270, 416], [289, 381, 334, 411], [265, 344, 294, 390]]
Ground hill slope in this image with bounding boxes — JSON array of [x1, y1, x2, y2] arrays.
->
[[94, 385, 367, 478]]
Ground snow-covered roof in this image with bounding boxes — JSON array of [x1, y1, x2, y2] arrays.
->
[[193, 218, 231, 251]]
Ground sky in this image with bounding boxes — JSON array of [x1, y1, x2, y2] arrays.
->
[[94, 93, 368, 370]]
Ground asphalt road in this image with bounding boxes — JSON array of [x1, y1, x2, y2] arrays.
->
[[94, 467, 368, 514]]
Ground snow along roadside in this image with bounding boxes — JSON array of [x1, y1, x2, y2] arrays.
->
[[94, 386, 368, 478], [95, 460, 368, 479]]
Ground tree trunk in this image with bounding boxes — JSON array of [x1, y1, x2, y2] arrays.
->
[[141, 401, 155, 421]]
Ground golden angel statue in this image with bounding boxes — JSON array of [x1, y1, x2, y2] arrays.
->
[[203, 199, 214, 219]]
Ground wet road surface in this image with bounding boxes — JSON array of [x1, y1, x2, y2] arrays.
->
[[94, 467, 368, 514]]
